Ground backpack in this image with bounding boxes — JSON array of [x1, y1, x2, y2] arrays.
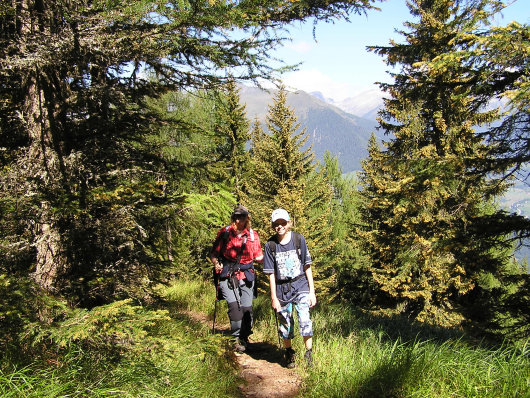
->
[[267, 232, 303, 262]]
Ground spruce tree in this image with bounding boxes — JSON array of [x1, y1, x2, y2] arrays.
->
[[142, 88, 239, 277], [244, 87, 336, 295], [323, 152, 372, 302], [360, 0, 526, 326], [213, 80, 251, 202]]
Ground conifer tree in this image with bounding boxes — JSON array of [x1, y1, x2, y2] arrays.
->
[[213, 80, 251, 202], [142, 88, 239, 277], [323, 151, 372, 302], [360, 0, 527, 326], [244, 87, 336, 295], [450, 21, 529, 180]]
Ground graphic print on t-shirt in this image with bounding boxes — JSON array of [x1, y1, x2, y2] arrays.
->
[[275, 250, 301, 280]]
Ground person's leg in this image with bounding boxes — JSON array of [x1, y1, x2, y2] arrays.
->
[[295, 293, 313, 366], [238, 280, 254, 343], [277, 302, 295, 341], [219, 279, 245, 348], [294, 292, 313, 340], [278, 302, 296, 368]]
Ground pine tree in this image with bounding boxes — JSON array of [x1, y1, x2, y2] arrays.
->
[[360, 0, 526, 327], [244, 87, 336, 295]]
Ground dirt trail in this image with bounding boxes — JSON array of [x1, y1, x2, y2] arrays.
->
[[236, 340, 301, 398], [185, 311, 302, 397]]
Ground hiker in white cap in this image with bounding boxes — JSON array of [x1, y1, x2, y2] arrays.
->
[[263, 208, 316, 368]]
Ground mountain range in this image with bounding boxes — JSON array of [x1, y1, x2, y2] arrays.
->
[[239, 85, 383, 173], [310, 88, 385, 120]]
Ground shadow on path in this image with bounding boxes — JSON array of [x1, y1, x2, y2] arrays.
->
[[179, 310, 302, 398], [237, 340, 301, 398]]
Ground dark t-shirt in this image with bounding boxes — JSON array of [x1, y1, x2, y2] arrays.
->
[[263, 232, 312, 304]]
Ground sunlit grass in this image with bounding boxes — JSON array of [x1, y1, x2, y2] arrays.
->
[[1, 279, 239, 398], [300, 305, 530, 398]]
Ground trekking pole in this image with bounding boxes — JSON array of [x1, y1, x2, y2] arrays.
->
[[212, 298, 218, 334], [212, 268, 221, 334]]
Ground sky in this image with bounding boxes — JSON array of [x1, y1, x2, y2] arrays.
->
[[269, 0, 529, 102]]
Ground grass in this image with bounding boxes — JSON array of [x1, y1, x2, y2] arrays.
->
[[2, 279, 529, 397], [162, 280, 530, 397], [297, 306, 530, 398]]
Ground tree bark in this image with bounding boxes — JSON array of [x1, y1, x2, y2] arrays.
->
[[19, 0, 68, 292]]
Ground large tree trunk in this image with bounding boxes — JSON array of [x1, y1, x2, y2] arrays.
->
[[20, 0, 69, 292], [25, 74, 68, 291]]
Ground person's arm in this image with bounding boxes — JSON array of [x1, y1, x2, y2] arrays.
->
[[253, 233, 264, 263], [263, 241, 280, 310], [304, 264, 317, 308], [269, 273, 281, 312], [210, 255, 222, 273], [210, 230, 224, 273]]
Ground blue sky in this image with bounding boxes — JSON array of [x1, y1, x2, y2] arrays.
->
[[271, 0, 528, 101]]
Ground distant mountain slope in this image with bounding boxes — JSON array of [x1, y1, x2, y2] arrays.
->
[[335, 88, 385, 120], [239, 85, 380, 173]]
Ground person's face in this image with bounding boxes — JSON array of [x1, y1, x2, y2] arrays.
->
[[272, 219, 289, 235], [234, 214, 248, 229]]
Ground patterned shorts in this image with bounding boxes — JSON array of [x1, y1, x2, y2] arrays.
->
[[277, 292, 313, 339]]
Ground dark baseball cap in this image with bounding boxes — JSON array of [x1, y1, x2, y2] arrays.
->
[[232, 204, 249, 216]]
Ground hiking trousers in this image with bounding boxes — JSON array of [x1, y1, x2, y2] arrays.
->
[[219, 278, 254, 340], [277, 292, 313, 340]]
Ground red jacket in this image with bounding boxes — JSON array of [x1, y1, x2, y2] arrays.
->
[[211, 225, 263, 265]]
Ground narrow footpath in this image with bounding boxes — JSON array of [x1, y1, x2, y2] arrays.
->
[[185, 311, 302, 397], [236, 339, 301, 398]]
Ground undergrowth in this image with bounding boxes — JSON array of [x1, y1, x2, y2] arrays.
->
[[2, 278, 528, 397], [299, 305, 530, 398], [0, 281, 239, 397]]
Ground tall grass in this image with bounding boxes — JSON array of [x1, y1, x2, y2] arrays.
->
[[299, 305, 530, 398], [3, 279, 528, 397]]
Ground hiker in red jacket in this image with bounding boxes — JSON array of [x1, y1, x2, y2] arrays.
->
[[210, 204, 263, 352]]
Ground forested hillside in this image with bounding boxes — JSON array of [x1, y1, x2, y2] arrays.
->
[[1, 0, 528, 396]]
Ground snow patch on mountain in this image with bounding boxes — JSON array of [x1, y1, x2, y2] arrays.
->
[[310, 88, 385, 119]]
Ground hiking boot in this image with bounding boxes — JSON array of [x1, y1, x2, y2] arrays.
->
[[233, 337, 247, 353], [242, 338, 253, 353], [285, 347, 296, 369], [304, 349, 313, 367]]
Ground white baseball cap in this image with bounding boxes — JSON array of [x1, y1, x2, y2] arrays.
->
[[271, 208, 290, 222]]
